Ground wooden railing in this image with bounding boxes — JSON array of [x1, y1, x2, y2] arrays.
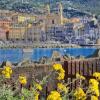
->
[[63, 57, 100, 94], [63, 57, 100, 80]]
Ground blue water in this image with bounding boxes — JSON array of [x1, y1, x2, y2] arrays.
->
[[0, 48, 23, 63], [0, 48, 97, 63], [31, 48, 97, 61]]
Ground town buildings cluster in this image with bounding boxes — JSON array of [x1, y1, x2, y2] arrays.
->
[[0, 3, 99, 45]]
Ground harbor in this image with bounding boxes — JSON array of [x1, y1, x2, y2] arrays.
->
[[0, 47, 99, 64], [0, 0, 100, 100]]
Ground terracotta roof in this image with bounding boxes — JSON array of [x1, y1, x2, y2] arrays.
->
[[70, 18, 80, 23]]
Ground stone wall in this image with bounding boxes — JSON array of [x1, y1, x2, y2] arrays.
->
[[8, 64, 52, 81]]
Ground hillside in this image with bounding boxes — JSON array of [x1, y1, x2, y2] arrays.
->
[[66, 0, 100, 15], [0, 0, 100, 15]]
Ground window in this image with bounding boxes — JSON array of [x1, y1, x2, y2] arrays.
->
[[52, 20, 55, 24], [56, 31, 62, 33]]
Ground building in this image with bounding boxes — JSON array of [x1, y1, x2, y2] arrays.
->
[[22, 3, 67, 42], [9, 23, 28, 40], [0, 18, 12, 27], [12, 12, 36, 23], [0, 28, 6, 40], [0, 17, 12, 40], [37, 3, 68, 32], [27, 20, 45, 41], [0, 10, 13, 19], [1, 4, 95, 45]]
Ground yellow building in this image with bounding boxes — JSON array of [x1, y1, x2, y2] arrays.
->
[[12, 12, 36, 23], [18, 15, 36, 23]]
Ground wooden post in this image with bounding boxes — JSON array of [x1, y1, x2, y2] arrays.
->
[[64, 61, 68, 82], [96, 59, 98, 72], [83, 61, 85, 76], [46, 86, 48, 99]]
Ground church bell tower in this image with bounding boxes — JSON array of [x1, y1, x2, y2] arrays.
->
[[58, 3, 63, 25]]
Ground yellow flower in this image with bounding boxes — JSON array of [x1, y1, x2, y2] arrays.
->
[[4, 73, 11, 78], [2, 66, 12, 79], [89, 79, 99, 97], [2, 66, 12, 74], [35, 83, 42, 91], [57, 72, 65, 80], [89, 87, 99, 97], [19, 75, 27, 85], [93, 72, 100, 81], [91, 96, 98, 100], [33, 83, 42, 100], [76, 73, 85, 80], [60, 68, 65, 73], [2, 70, 5, 74], [47, 91, 62, 100], [57, 83, 69, 94], [34, 91, 39, 100], [89, 79, 99, 86], [53, 64, 63, 71], [74, 87, 86, 100], [53, 64, 65, 80]]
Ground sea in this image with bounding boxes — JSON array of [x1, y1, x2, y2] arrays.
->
[[0, 48, 97, 63]]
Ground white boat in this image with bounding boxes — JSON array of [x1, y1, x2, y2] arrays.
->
[[23, 48, 33, 53], [23, 48, 33, 60]]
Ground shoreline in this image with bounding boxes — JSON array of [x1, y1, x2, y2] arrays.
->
[[0, 43, 81, 48], [0, 43, 100, 49]]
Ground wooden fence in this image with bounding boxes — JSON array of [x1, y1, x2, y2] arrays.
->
[[63, 57, 100, 94], [63, 57, 100, 80], [44, 57, 100, 99]]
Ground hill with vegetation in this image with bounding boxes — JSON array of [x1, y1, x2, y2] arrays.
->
[[0, 0, 100, 15]]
